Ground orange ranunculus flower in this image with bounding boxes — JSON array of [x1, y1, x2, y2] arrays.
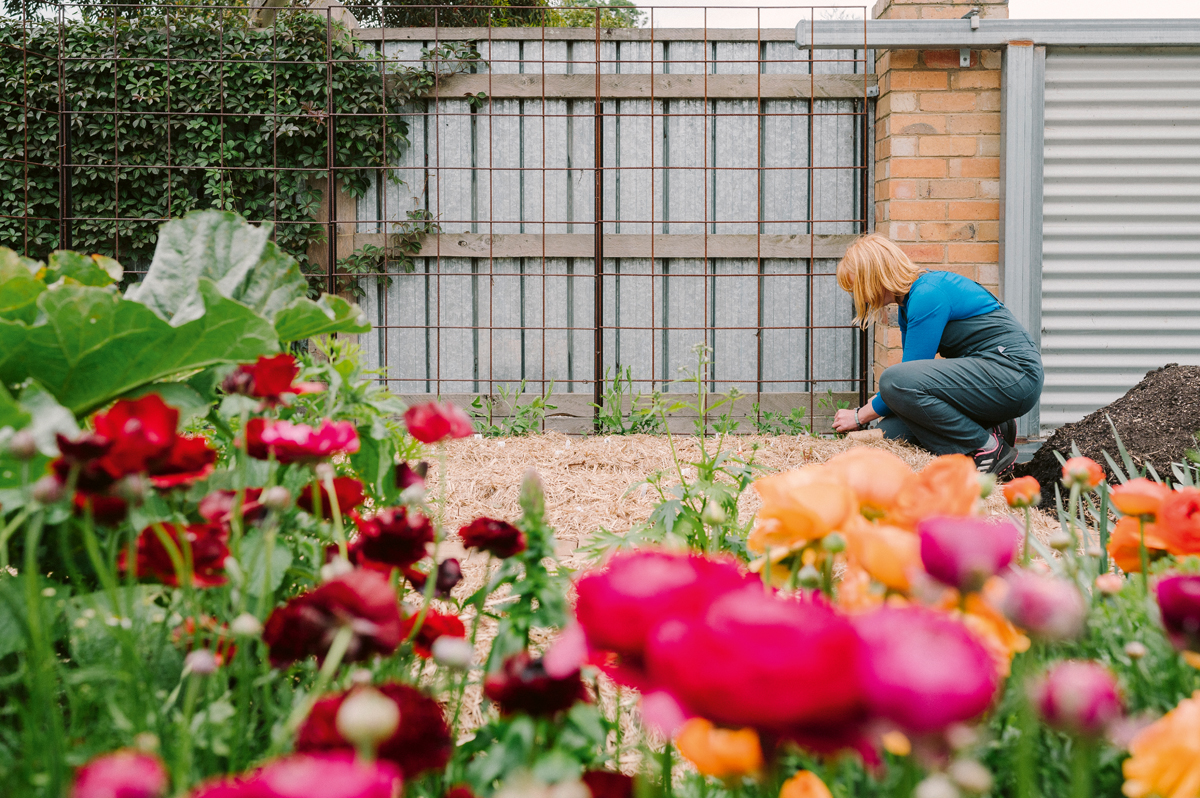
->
[[822, 447, 915, 519], [748, 466, 856, 555], [887, 454, 979, 529], [1160, 487, 1200, 556], [835, 562, 885, 613], [675, 718, 764, 779], [1123, 691, 1200, 798], [1110, 478, 1173, 519], [1003, 476, 1042, 509], [959, 588, 1031, 678], [779, 771, 833, 798], [1106, 516, 1170, 573], [1062, 456, 1104, 491], [841, 514, 921, 592]]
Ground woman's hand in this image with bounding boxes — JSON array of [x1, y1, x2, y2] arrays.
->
[[833, 408, 862, 434]]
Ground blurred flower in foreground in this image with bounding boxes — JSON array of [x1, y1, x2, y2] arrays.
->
[[1110, 478, 1172, 519], [887, 454, 979, 529], [298, 477, 366, 520], [190, 753, 400, 798], [748, 465, 856, 554], [484, 652, 589, 717], [992, 570, 1086, 642], [580, 771, 633, 798], [1159, 487, 1200, 555], [404, 401, 473, 444], [918, 516, 1019, 594], [1123, 691, 1200, 798], [1106, 518, 1170, 573], [122, 523, 230, 588], [1156, 574, 1200, 654], [1030, 660, 1123, 738], [252, 419, 360, 464], [72, 749, 167, 798], [402, 608, 466, 659], [778, 770, 833, 798], [674, 717, 763, 779]]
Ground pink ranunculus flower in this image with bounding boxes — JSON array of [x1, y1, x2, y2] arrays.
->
[[1031, 660, 1124, 738], [994, 569, 1087, 641], [194, 754, 401, 798], [854, 606, 999, 735], [72, 749, 168, 798], [403, 402, 473, 444], [918, 516, 1021, 594], [255, 419, 360, 464]]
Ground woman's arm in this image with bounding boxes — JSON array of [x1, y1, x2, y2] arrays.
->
[[832, 402, 881, 433]]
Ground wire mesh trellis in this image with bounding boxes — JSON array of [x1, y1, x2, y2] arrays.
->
[[1, 4, 872, 431]]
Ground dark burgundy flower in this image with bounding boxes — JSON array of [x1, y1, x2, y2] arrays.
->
[[298, 477, 366, 519], [484, 652, 589, 717], [262, 570, 403, 667], [222, 354, 301, 405], [443, 787, 477, 798], [121, 523, 230, 588], [296, 682, 452, 779], [1156, 574, 1200, 653], [72, 749, 167, 798], [400, 558, 461, 599], [148, 434, 217, 489], [56, 432, 112, 466], [401, 608, 466, 658], [92, 394, 179, 478], [397, 461, 428, 492], [350, 507, 434, 571], [254, 419, 360, 464], [459, 517, 526, 559], [404, 402, 473, 444], [582, 771, 634, 798], [199, 488, 266, 526], [73, 492, 129, 525]]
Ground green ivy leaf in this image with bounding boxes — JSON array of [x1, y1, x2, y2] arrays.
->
[[273, 293, 370, 342]]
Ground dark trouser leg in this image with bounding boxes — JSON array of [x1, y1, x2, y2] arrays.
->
[[877, 415, 920, 447], [877, 357, 1041, 455]]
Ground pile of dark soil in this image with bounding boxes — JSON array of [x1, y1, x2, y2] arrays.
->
[[1015, 364, 1200, 511]]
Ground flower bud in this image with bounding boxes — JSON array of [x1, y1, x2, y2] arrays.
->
[[230, 612, 263, 637], [320, 556, 355, 582], [915, 774, 961, 798], [400, 485, 426, 505], [432, 636, 475, 670], [314, 462, 335, 481], [997, 570, 1087, 641], [260, 485, 291, 512], [1003, 476, 1042, 509], [116, 474, 149, 505], [797, 564, 821, 589], [1049, 531, 1073, 551], [7, 429, 37, 461], [977, 473, 996, 500], [701, 503, 727, 527], [349, 668, 374, 686], [336, 687, 401, 754], [436, 558, 463, 596], [822, 532, 846, 554], [184, 649, 220, 676], [1095, 573, 1124, 595], [1030, 660, 1123, 738], [945, 723, 978, 751], [32, 475, 65, 505], [1062, 457, 1104, 492], [519, 468, 546, 520], [949, 760, 993, 794], [133, 732, 160, 752], [1125, 641, 1147, 660]]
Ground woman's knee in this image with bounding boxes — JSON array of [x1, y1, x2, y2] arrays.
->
[[878, 362, 921, 407]]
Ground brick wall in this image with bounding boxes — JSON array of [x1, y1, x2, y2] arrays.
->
[[869, 0, 1008, 381]]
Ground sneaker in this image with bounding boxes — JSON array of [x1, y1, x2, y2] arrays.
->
[[973, 436, 1018, 475], [993, 418, 1017, 448]]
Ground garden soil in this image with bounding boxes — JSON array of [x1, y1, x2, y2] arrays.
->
[[1014, 364, 1200, 512]]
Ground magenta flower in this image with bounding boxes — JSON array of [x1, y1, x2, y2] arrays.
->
[[1031, 661, 1124, 738], [253, 419, 360, 464], [403, 402, 473, 444], [1156, 574, 1200, 653], [918, 516, 1020, 593], [995, 569, 1087, 641], [194, 754, 401, 798], [854, 606, 998, 735], [72, 750, 167, 798]]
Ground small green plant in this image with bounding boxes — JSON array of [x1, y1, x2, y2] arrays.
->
[[751, 403, 812, 436], [591, 366, 664, 435], [334, 210, 443, 300], [470, 380, 556, 437], [818, 388, 852, 438]]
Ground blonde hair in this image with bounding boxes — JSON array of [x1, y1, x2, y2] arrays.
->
[[836, 233, 924, 328]]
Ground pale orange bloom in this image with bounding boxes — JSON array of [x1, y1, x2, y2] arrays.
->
[[1123, 691, 1200, 798], [841, 514, 921, 592], [888, 454, 979, 529], [958, 589, 1031, 678], [1062, 456, 1105, 491], [835, 561, 885, 613], [1106, 517, 1169, 574], [1110, 478, 1172, 519], [1003, 476, 1042, 509], [749, 466, 856, 555], [779, 771, 833, 798], [675, 718, 764, 779], [823, 447, 915, 519]]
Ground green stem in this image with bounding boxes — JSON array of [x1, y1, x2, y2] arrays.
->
[[661, 739, 673, 798], [1138, 516, 1150, 595], [449, 556, 491, 741], [280, 625, 355, 742], [321, 471, 348, 560], [175, 671, 203, 794], [23, 511, 66, 795], [0, 507, 30, 572], [1021, 506, 1033, 566], [1071, 739, 1094, 798]]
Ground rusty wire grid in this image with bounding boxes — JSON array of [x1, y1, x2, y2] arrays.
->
[[2, 4, 872, 429]]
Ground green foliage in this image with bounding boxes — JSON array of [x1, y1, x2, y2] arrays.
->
[[750, 402, 812, 436], [333, 209, 441, 299], [470, 380, 556, 438], [590, 366, 663, 435]]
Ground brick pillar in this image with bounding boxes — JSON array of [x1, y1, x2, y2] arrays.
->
[[870, 0, 1008, 384]]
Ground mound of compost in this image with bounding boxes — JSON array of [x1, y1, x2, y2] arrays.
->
[[1014, 364, 1200, 511]]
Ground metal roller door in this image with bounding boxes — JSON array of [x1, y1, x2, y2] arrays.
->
[[1040, 48, 1200, 431]]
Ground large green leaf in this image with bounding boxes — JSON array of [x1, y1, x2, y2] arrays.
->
[[274, 293, 370, 343], [45, 250, 122, 287], [125, 210, 307, 326], [0, 248, 47, 324], [0, 280, 278, 417]]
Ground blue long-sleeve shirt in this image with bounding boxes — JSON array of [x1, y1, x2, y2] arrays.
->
[[869, 271, 1001, 417]]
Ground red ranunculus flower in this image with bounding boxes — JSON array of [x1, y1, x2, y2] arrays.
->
[[645, 587, 865, 736], [199, 488, 266, 526], [443, 787, 477, 798], [350, 507, 434, 571], [299, 477, 366, 519], [397, 461, 428, 491], [223, 354, 301, 405], [854, 606, 999, 735], [918, 516, 1020, 594], [122, 523, 230, 588], [92, 394, 179, 478], [574, 549, 754, 662], [403, 402, 473, 444], [72, 749, 167, 798], [400, 558, 462, 598], [237, 754, 401, 798], [243, 417, 271, 460], [402, 608, 466, 658], [262, 570, 403, 667], [73, 492, 129, 525], [148, 434, 217, 489], [582, 771, 635, 798], [254, 419, 360, 464], [296, 683, 452, 779], [459, 517, 527, 559], [484, 652, 589, 717]]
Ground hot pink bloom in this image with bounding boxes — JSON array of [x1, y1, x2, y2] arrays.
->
[[994, 569, 1086, 641], [918, 516, 1020, 593], [1156, 574, 1200, 653], [199, 488, 266, 526], [403, 402, 473, 444], [231, 754, 400, 798], [854, 606, 998, 735], [1031, 661, 1124, 738], [459, 517, 527, 559], [72, 749, 167, 798], [254, 419, 360, 464], [484, 652, 589, 717]]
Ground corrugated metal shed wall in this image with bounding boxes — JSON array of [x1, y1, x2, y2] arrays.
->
[[357, 37, 866, 395], [1040, 48, 1200, 430]]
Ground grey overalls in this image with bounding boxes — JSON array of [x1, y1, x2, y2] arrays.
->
[[876, 305, 1044, 454]]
